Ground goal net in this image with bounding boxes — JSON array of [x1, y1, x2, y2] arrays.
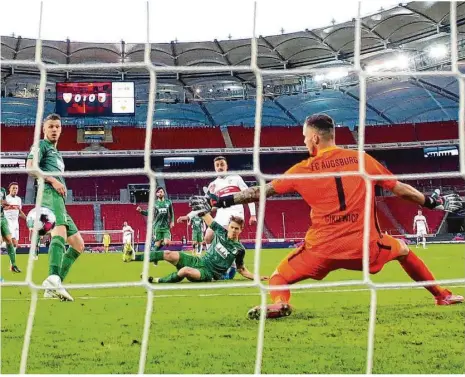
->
[[1, 1, 464, 375]]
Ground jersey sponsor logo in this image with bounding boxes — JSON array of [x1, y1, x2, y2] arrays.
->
[[324, 212, 359, 224], [217, 186, 241, 197], [215, 243, 238, 259], [215, 243, 229, 259]]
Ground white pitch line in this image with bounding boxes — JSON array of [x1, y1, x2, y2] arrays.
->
[[2, 284, 464, 302]]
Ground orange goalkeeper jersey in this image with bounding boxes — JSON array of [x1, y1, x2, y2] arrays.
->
[[271, 147, 398, 259]]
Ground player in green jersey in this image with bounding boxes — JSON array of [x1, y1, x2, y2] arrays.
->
[[1, 187, 21, 272], [177, 214, 205, 256], [26, 113, 85, 301], [139, 200, 268, 283], [135, 186, 174, 254]]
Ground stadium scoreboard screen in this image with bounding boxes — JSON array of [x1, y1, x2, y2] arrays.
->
[[56, 82, 135, 117]]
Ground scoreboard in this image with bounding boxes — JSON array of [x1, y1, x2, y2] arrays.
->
[[56, 82, 135, 117]]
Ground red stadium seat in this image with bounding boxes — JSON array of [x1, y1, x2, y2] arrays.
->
[[0, 125, 81, 151], [415, 121, 458, 141], [109, 126, 225, 150], [383, 196, 445, 234], [365, 124, 416, 143], [228, 125, 355, 148]]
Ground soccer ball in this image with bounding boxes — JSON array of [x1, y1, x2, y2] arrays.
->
[[26, 207, 56, 236]]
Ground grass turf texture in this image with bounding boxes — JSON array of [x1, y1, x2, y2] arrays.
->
[[1, 245, 464, 374]]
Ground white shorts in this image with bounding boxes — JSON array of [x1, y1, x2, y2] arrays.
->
[[416, 228, 427, 237], [7, 220, 19, 241], [123, 234, 133, 244], [214, 208, 244, 227]]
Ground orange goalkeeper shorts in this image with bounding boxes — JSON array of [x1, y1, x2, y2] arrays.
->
[[276, 234, 404, 283]]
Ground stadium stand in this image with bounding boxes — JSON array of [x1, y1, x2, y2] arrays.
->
[[264, 199, 311, 239], [383, 196, 446, 234], [1, 125, 80, 151], [0, 121, 458, 152], [164, 179, 211, 198], [415, 121, 459, 141], [365, 124, 417, 143], [109, 126, 225, 150], [66, 175, 148, 201], [1, 174, 28, 190], [228, 125, 356, 148]]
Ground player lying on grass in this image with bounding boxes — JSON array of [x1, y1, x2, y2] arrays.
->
[[133, 211, 268, 283], [191, 113, 464, 319]]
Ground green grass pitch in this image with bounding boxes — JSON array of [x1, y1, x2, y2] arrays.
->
[[2, 245, 464, 374]]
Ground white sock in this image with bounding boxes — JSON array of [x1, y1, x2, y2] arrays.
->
[[423, 238, 426, 248]]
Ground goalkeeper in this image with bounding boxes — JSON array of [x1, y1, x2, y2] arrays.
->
[[191, 113, 464, 319], [141, 201, 268, 284]]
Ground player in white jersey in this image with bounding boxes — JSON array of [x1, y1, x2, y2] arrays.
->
[[413, 209, 429, 249], [3, 182, 27, 248], [205, 156, 257, 237], [180, 156, 257, 280], [122, 221, 135, 261]]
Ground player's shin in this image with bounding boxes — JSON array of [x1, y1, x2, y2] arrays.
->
[[6, 243, 17, 267], [134, 250, 164, 262], [399, 250, 444, 297], [158, 272, 184, 283], [60, 247, 81, 282], [49, 236, 66, 276], [269, 274, 291, 304], [422, 237, 426, 249]]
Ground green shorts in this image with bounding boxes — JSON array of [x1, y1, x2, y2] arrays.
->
[[41, 186, 78, 238], [1, 217, 11, 238], [154, 229, 171, 242], [176, 252, 213, 282], [192, 231, 203, 243]]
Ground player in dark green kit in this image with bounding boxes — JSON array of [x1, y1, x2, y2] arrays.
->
[[26, 113, 85, 301], [177, 214, 205, 256], [1, 187, 20, 272], [136, 186, 174, 252], [142, 199, 268, 284], [190, 216, 204, 256]]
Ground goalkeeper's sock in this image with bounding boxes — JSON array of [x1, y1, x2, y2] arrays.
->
[[158, 272, 184, 283], [399, 250, 444, 297], [48, 236, 66, 276], [6, 244, 16, 266], [134, 251, 164, 262], [59, 247, 81, 282], [269, 274, 291, 304]]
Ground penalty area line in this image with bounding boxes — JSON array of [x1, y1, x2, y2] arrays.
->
[[2, 284, 464, 302]]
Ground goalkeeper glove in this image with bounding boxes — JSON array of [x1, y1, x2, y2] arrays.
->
[[423, 189, 463, 213], [189, 196, 213, 217], [201, 186, 235, 209]]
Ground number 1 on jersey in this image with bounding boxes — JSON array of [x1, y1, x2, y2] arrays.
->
[[334, 177, 346, 211]]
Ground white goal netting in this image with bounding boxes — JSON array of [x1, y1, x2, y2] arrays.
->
[[2, 1, 465, 374]]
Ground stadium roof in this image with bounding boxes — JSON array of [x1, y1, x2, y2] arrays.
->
[[2, 1, 464, 85]]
